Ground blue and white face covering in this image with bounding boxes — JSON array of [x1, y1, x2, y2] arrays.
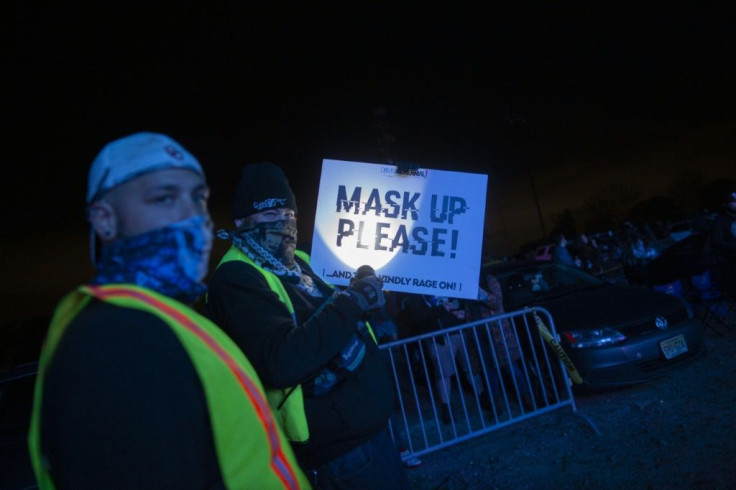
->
[[91, 215, 211, 304]]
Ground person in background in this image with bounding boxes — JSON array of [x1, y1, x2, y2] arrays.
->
[[478, 275, 534, 412], [28, 133, 309, 489], [527, 271, 550, 292], [573, 233, 602, 273], [399, 294, 491, 425], [619, 222, 657, 286], [206, 162, 409, 489], [552, 233, 576, 267]]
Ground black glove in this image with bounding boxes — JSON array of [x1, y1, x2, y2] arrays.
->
[[343, 275, 385, 311]]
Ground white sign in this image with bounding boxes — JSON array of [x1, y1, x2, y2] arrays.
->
[[310, 159, 488, 300]]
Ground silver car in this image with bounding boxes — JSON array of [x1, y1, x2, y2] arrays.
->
[[483, 261, 706, 389]]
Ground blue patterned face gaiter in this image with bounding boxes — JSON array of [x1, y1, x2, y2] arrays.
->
[[91, 215, 211, 304]]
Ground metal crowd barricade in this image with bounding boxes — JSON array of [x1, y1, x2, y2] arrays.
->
[[379, 306, 598, 462]]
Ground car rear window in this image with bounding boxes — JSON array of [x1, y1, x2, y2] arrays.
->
[[489, 263, 604, 307]]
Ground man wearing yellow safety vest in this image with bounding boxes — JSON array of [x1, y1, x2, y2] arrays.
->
[[28, 133, 309, 489], [207, 162, 409, 489]]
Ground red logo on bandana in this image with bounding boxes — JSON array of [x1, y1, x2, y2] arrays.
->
[[164, 145, 184, 160]]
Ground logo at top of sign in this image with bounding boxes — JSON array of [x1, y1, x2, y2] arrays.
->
[[381, 166, 429, 178]]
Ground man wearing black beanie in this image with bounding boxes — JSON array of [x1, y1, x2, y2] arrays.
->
[[207, 162, 409, 489]]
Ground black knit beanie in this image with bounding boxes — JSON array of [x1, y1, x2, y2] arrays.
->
[[231, 162, 298, 219]]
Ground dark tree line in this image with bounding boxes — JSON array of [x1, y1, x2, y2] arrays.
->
[[546, 173, 735, 241]]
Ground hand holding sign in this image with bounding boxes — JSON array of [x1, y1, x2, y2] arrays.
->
[[344, 267, 385, 312]]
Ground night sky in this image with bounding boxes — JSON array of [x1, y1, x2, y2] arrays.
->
[[4, 3, 735, 321]]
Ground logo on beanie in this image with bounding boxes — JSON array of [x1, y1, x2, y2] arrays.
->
[[254, 198, 288, 210], [164, 145, 184, 160]]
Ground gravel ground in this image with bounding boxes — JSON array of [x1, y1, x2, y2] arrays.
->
[[404, 321, 736, 489]]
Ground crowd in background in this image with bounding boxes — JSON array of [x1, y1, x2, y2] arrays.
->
[[519, 199, 734, 293], [379, 189, 736, 344]]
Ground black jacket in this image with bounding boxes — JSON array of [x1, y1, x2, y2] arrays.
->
[[206, 256, 395, 469]]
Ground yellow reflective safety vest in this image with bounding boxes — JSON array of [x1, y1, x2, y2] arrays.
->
[[28, 284, 310, 490], [214, 248, 378, 443], [215, 247, 311, 443]]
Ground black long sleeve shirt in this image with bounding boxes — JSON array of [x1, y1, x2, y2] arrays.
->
[[41, 301, 224, 489]]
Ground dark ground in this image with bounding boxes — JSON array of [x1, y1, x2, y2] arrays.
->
[[404, 320, 736, 489]]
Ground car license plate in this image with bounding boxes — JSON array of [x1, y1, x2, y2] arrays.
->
[[660, 335, 687, 359]]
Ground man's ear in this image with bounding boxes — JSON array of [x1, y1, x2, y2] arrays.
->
[[88, 200, 117, 242]]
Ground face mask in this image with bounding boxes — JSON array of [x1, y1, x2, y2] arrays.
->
[[241, 218, 298, 266], [91, 215, 212, 303]]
